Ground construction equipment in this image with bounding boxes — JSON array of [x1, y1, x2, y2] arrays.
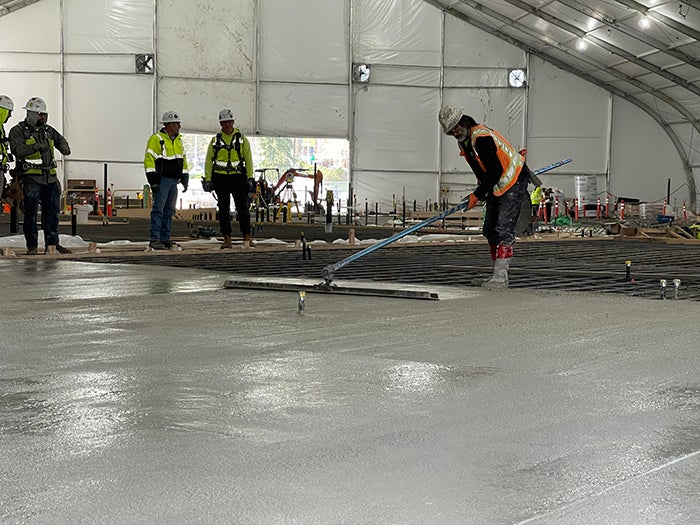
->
[[272, 168, 324, 212], [250, 168, 278, 210]]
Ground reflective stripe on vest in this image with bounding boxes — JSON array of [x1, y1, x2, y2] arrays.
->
[[22, 138, 57, 175], [212, 132, 244, 175], [470, 125, 523, 196]]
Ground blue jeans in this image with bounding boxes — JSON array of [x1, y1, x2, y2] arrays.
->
[[150, 177, 179, 242], [23, 179, 61, 249], [482, 169, 528, 246]]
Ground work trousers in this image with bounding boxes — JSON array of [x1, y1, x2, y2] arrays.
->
[[22, 179, 60, 249], [212, 172, 251, 237], [482, 166, 529, 246], [150, 176, 179, 242]]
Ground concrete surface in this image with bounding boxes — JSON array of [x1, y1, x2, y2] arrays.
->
[[1, 258, 699, 524]]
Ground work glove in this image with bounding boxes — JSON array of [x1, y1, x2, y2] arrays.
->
[[464, 193, 480, 210], [201, 179, 213, 193], [180, 174, 189, 192], [33, 142, 50, 153], [146, 171, 160, 193]]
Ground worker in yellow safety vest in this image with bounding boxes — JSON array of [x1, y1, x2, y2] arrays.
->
[[144, 110, 190, 250]]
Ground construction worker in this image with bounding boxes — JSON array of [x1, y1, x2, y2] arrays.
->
[[144, 110, 189, 250], [438, 106, 534, 288], [0, 95, 13, 198], [9, 97, 72, 255], [202, 109, 254, 248]]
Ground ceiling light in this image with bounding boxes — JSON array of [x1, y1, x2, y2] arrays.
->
[[639, 16, 651, 29], [576, 38, 588, 51]]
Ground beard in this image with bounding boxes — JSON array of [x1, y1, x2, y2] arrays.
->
[[455, 128, 468, 142]]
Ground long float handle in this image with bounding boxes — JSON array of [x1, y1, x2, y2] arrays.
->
[[321, 157, 572, 283]]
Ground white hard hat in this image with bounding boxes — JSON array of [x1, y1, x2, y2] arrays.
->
[[161, 110, 181, 124], [22, 96, 47, 113], [0, 95, 13, 111], [438, 105, 463, 134], [218, 108, 234, 121]]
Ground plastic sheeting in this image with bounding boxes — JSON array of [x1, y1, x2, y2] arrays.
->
[[157, 0, 254, 81], [63, 0, 152, 54], [354, 170, 437, 211], [353, 0, 441, 66], [610, 97, 689, 206], [259, 0, 347, 83]]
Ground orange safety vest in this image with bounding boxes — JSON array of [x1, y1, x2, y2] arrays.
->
[[466, 124, 524, 196]]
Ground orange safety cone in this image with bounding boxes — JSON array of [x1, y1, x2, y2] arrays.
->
[[620, 199, 625, 221], [554, 197, 559, 219], [107, 187, 113, 217], [683, 200, 687, 222], [596, 197, 601, 219], [605, 194, 609, 218]]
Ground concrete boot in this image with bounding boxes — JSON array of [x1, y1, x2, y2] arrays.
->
[[471, 244, 498, 286], [220, 235, 232, 249], [481, 243, 512, 289]]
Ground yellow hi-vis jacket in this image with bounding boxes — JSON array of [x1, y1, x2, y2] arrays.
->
[[144, 130, 189, 179], [531, 186, 543, 205]]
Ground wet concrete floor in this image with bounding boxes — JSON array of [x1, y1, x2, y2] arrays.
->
[[1, 259, 699, 524]]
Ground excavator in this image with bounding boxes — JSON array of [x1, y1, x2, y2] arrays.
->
[[270, 167, 324, 213]]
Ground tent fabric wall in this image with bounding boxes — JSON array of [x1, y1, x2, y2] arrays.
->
[[0, 0, 693, 211]]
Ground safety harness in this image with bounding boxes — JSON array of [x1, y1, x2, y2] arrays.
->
[[212, 132, 245, 175]]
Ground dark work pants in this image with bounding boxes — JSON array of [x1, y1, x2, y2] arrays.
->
[[212, 172, 251, 237], [482, 167, 529, 246], [23, 179, 60, 249]]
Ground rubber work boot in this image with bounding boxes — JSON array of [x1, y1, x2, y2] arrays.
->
[[243, 234, 254, 247], [220, 235, 232, 249], [481, 243, 512, 289], [149, 240, 167, 251], [56, 245, 72, 254], [163, 240, 179, 250], [471, 244, 498, 286]]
